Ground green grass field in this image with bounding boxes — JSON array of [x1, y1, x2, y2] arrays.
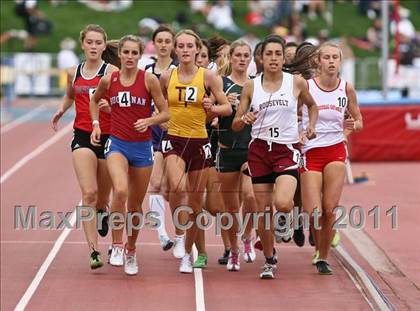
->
[[1, 0, 419, 56], [1, 0, 419, 89]]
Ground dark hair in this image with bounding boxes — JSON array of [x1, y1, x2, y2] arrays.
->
[[208, 35, 230, 62], [201, 39, 211, 57], [285, 41, 298, 49], [152, 25, 175, 42], [253, 41, 263, 59], [283, 41, 318, 79], [261, 35, 285, 55], [102, 40, 121, 68]]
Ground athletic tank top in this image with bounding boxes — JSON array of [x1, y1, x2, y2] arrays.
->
[[302, 78, 347, 152], [145, 60, 177, 80], [73, 62, 111, 134], [218, 76, 251, 149], [108, 70, 152, 142], [250, 73, 299, 144], [167, 67, 207, 139]]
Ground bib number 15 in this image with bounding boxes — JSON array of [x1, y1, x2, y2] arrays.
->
[[269, 127, 280, 138]]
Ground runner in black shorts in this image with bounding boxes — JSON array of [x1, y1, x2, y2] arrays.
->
[[216, 39, 257, 271], [71, 128, 109, 159]]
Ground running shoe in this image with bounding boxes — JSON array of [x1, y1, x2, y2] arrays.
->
[[243, 239, 256, 263], [227, 251, 240, 271], [331, 231, 340, 248], [260, 263, 276, 279], [316, 260, 333, 275], [97, 208, 109, 237], [312, 250, 320, 265], [179, 254, 193, 273], [173, 235, 186, 259], [193, 253, 208, 268], [293, 225, 305, 247], [218, 249, 230, 265], [274, 215, 294, 243], [109, 245, 124, 266], [309, 229, 315, 246], [124, 250, 138, 275], [159, 235, 174, 251], [90, 250, 103, 270]]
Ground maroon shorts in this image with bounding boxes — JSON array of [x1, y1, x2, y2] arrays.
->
[[248, 139, 301, 179], [162, 134, 213, 172], [301, 142, 346, 173]]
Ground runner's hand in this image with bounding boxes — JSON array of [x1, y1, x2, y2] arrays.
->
[[91, 125, 101, 146], [51, 109, 64, 131], [134, 118, 151, 133], [98, 99, 111, 113]]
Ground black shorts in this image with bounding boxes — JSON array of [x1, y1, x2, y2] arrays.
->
[[71, 128, 109, 159], [216, 148, 248, 173], [251, 169, 299, 184]]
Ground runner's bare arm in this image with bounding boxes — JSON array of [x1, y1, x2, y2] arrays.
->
[[232, 80, 255, 132]]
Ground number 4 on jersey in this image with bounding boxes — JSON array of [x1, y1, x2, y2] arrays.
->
[[118, 91, 131, 107]]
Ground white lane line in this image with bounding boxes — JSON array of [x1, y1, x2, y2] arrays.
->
[[333, 244, 395, 311], [192, 245, 206, 311], [1, 122, 73, 184], [14, 205, 78, 311], [1, 105, 47, 134]]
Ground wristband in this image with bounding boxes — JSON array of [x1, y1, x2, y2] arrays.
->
[[92, 120, 100, 126]]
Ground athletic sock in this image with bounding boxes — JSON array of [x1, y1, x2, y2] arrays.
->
[[149, 194, 169, 237], [265, 256, 276, 265]]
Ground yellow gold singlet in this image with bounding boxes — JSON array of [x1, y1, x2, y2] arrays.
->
[[167, 67, 207, 138]]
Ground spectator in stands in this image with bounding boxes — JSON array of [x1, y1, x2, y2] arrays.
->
[[366, 18, 382, 50], [189, 0, 210, 16], [350, 18, 382, 51], [358, 0, 381, 20], [246, 0, 277, 26], [78, 0, 132, 12], [15, 0, 53, 50], [207, 0, 243, 36], [57, 37, 79, 91]]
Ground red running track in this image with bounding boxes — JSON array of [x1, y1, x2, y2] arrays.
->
[[2, 110, 417, 310]]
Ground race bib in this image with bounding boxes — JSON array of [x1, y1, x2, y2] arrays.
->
[[118, 91, 131, 107], [162, 140, 174, 153], [202, 143, 212, 160]]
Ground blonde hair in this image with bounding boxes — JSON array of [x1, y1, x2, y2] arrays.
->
[[221, 39, 252, 76], [79, 24, 107, 43], [118, 35, 145, 55], [319, 41, 343, 60], [229, 39, 251, 56], [174, 29, 202, 50]]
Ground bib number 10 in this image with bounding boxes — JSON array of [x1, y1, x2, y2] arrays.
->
[[337, 97, 347, 108]]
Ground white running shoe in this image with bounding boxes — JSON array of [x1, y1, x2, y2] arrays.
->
[[274, 215, 294, 243], [109, 245, 124, 266], [260, 263, 276, 279], [124, 250, 138, 275], [242, 239, 256, 263], [159, 235, 174, 251], [179, 253, 193, 273], [227, 251, 240, 271], [173, 235, 186, 259]]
